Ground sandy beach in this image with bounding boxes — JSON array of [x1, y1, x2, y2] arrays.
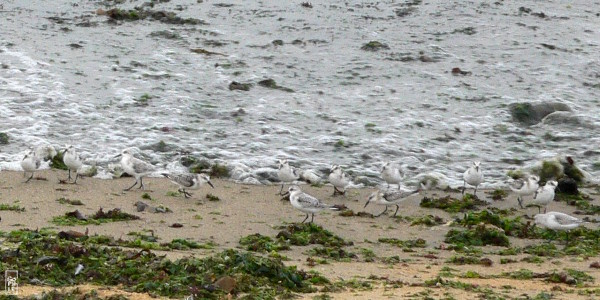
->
[[0, 169, 599, 299]]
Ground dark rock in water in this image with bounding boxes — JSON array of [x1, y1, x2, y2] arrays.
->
[[509, 102, 571, 126], [557, 177, 578, 195], [257, 79, 294, 93], [229, 81, 252, 91], [271, 39, 284, 46], [253, 169, 279, 182], [0, 132, 9, 145], [141, 140, 177, 152], [360, 41, 390, 51]]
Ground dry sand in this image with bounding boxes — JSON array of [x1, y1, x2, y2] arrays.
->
[[0, 169, 599, 299]]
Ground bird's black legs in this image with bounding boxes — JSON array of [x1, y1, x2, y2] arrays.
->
[[278, 184, 285, 195], [138, 178, 145, 190], [393, 205, 400, 217], [25, 172, 34, 183], [518, 196, 524, 209], [124, 180, 138, 191], [311, 213, 315, 223], [375, 206, 388, 217], [302, 214, 309, 223]]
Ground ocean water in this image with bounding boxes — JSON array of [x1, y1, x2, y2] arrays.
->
[[1, 0, 599, 187]]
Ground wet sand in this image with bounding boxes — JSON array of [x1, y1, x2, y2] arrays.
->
[[0, 170, 599, 299]]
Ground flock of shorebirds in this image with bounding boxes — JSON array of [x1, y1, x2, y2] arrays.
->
[[276, 159, 586, 240], [16, 146, 586, 240]]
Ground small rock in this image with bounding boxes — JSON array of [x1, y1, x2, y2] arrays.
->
[[134, 201, 150, 212], [590, 261, 600, 269], [557, 177, 578, 195], [228, 81, 252, 91], [170, 223, 184, 228], [66, 210, 87, 220], [479, 258, 493, 266], [509, 101, 571, 126], [215, 276, 236, 293], [451, 67, 471, 75]]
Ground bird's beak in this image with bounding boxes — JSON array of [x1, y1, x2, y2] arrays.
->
[[281, 191, 290, 198], [62, 149, 68, 155], [207, 181, 215, 188], [114, 154, 122, 159], [364, 199, 371, 208]]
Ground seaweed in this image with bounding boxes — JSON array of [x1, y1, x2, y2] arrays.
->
[[410, 215, 445, 226], [0, 229, 316, 298], [0, 204, 25, 212], [378, 238, 426, 250], [420, 194, 487, 213], [275, 223, 352, 248], [445, 224, 510, 247], [51, 208, 140, 226], [239, 233, 290, 253], [50, 151, 68, 170]]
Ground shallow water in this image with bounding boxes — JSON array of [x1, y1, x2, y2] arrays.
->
[[1, 0, 599, 187]]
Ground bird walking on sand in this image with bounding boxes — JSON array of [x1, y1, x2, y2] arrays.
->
[[162, 173, 214, 198], [21, 150, 41, 183], [364, 188, 419, 217], [277, 159, 299, 195], [328, 165, 350, 196], [115, 149, 156, 191], [286, 186, 339, 223], [463, 161, 484, 196], [381, 162, 403, 190], [532, 180, 557, 213], [63, 145, 83, 184], [534, 211, 583, 242], [509, 175, 539, 209]]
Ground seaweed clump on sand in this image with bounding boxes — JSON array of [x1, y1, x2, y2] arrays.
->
[[420, 194, 487, 213], [275, 223, 355, 261], [51, 208, 140, 226], [0, 229, 319, 299]]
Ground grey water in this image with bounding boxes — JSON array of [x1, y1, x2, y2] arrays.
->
[[1, 0, 599, 187]]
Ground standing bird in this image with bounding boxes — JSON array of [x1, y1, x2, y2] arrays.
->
[[162, 173, 214, 198], [534, 211, 583, 242], [286, 186, 339, 223], [381, 162, 403, 190], [328, 165, 350, 196], [277, 159, 299, 195], [509, 175, 540, 209], [21, 150, 41, 183], [463, 161, 484, 196], [63, 145, 83, 184], [532, 180, 557, 213], [364, 188, 420, 217], [114, 149, 156, 191]]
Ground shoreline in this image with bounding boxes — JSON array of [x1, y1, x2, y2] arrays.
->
[[0, 170, 599, 299]]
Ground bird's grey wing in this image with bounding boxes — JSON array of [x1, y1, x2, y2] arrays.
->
[[174, 174, 195, 187], [132, 158, 155, 173], [384, 189, 418, 202], [550, 212, 581, 224], [297, 193, 322, 208]]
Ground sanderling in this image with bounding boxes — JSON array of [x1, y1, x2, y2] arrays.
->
[[328, 165, 350, 196], [277, 159, 299, 195], [62, 145, 83, 184], [509, 175, 539, 208], [115, 149, 156, 191], [21, 150, 41, 183], [532, 180, 557, 213], [463, 161, 484, 196], [364, 188, 419, 217], [534, 211, 583, 242], [162, 173, 214, 198], [381, 162, 403, 190], [286, 186, 340, 223]]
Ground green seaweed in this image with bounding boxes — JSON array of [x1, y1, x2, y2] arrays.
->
[[420, 194, 487, 213], [410, 215, 445, 226], [0, 229, 316, 298], [51, 208, 140, 226], [378, 238, 426, 250], [0, 204, 25, 212], [445, 225, 510, 247], [239, 233, 290, 253], [50, 151, 68, 170], [275, 223, 352, 248]]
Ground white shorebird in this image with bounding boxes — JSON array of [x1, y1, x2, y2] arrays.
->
[[381, 162, 403, 190], [286, 186, 339, 223], [364, 188, 419, 217], [328, 165, 350, 196], [162, 173, 214, 198], [509, 175, 540, 208], [277, 159, 299, 195], [534, 211, 583, 242], [531, 180, 557, 213], [62, 145, 83, 184], [114, 149, 156, 191], [21, 150, 41, 183], [463, 161, 484, 196]]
